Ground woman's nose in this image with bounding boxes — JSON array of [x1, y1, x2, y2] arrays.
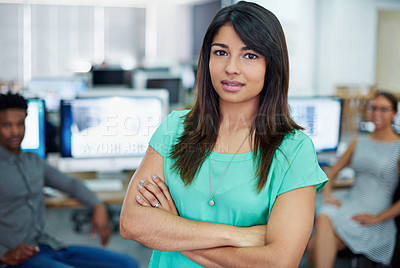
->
[[224, 57, 241, 75]]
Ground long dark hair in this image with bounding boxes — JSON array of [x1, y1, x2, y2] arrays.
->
[[170, 1, 302, 192]]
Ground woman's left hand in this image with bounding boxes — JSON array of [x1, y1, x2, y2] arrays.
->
[[352, 213, 381, 225], [136, 174, 179, 216]]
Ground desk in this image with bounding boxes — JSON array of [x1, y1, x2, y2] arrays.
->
[[45, 184, 129, 233], [320, 164, 355, 189], [46, 153, 143, 174], [332, 177, 354, 189], [44, 155, 138, 232], [45, 153, 136, 208], [45, 190, 127, 208], [44, 170, 133, 209]]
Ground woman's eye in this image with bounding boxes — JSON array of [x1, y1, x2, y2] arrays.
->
[[244, 53, 258, 59], [214, 50, 227, 56]]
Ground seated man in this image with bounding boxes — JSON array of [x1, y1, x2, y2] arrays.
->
[[0, 92, 138, 268]]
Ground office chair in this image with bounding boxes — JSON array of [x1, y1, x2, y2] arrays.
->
[[391, 178, 400, 267], [71, 206, 120, 233], [336, 177, 400, 268], [337, 248, 388, 268]]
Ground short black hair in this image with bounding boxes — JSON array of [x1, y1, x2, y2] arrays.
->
[[0, 92, 28, 112]]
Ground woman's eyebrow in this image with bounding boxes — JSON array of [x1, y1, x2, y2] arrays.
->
[[211, 43, 252, 52], [211, 43, 228, 48]]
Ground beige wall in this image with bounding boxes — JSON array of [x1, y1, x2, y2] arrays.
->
[[376, 10, 400, 92]]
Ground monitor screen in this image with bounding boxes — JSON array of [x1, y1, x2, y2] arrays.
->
[[132, 70, 182, 106], [60, 94, 166, 159], [28, 76, 88, 111], [92, 69, 130, 87], [288, 97, 342, 152], [146, 77, 182, 105], [21, 99, 46, 158]]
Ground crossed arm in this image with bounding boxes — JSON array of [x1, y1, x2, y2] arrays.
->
[[119, 146, 317, 267]]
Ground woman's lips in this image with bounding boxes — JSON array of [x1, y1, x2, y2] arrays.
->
[[221, 80, 244, 92]]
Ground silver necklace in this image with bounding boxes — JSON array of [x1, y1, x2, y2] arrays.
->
[[208, 133, 250, 206]]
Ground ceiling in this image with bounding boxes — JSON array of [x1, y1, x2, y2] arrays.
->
[[0, 0, 218, 8]]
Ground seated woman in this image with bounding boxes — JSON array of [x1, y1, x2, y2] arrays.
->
[[119, 1, 328, 267], [307, 91, 400, 268]]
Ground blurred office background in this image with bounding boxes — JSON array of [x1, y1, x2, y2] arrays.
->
[[0, 0, 399, 96], [0, 0, 400, 267]]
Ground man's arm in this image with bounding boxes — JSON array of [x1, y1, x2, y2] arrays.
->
[[43, 160, 112, 245], [0, 244, 39, 266], [0, 244, 8, 263], [43, 161, 101, 207]]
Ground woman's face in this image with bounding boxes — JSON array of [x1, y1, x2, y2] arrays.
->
[[368, 95, 397, 130], [209, 24, 266, 106]]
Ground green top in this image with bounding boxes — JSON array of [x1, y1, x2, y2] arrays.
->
[[148, 110, 328, 267]]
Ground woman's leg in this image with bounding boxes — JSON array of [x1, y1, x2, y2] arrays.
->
[[311, 214, 346, 268]]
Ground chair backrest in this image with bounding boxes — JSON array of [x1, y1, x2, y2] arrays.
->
[[391, 176, 400, 266]]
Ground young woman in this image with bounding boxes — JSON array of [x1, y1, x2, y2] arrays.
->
[[307, 91, 400, 267], [120, 2, 328, 267]]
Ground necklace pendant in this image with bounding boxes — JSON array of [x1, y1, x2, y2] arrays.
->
[[209, 199, 215, 206]]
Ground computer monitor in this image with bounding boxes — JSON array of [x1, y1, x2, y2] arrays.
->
[[392, 103, 400, 134], [288, 97, 342, 152], [27, 76, 89, 111], [91, 69, 131, 87], [59, 90, 168, 172], [147, 77, 182, 106], [21, 99, 46, 158], [132, 70, 184, 107]]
